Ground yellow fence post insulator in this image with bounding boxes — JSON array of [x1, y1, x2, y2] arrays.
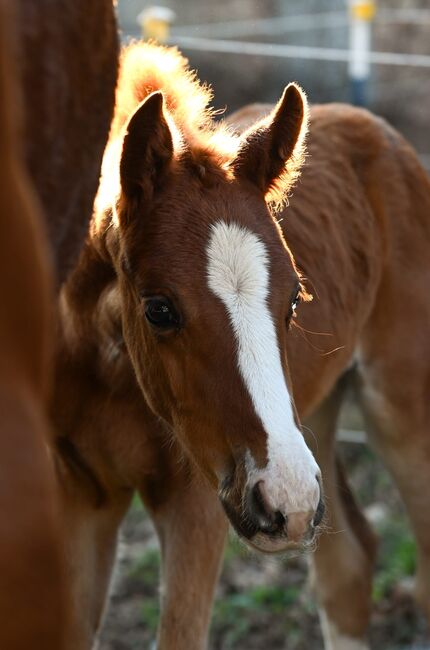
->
[[137, 6, 176, 43], [350, 1, 376, 22]]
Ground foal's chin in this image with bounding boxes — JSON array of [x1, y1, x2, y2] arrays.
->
[[243, 531, 312, 555]]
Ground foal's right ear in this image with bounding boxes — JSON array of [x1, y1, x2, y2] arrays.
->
[[120, 91, 174, 203]]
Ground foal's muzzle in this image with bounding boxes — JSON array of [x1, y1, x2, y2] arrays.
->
[[219, 473, 325, 553]]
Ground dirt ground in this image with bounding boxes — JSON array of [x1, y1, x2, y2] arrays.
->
[[98, 405, 429, 650]]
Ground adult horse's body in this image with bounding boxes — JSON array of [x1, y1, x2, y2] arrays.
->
[[17, 0, 118, 284], [55, 42, 430, 649], [0, 3, 64, 647], [0, 1, 118, 647]]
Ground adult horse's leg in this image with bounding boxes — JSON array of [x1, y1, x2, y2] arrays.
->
[[304, 374, 377, 650], [140, 454, 227, 650]]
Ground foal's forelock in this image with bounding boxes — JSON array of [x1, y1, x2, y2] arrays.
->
[[206, 221, 319, 515]]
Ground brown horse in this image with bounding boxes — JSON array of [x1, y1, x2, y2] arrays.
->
[[0, 2, 65, 647], [55, 42, 430, 649], [0, 0, 118, 647]]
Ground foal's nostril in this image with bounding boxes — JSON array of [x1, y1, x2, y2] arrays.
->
[[313, 497, 325, 528], [248, 481, 285, 533], [272, 509, 286, 531], [249, 481, 268, 520]]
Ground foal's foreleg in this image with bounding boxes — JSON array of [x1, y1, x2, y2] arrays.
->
[[304, 377, 377, 650], [140, 459, 227, 650]]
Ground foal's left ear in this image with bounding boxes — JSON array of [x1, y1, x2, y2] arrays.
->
[[231, 83, 307, 200], [120, 91, 174, 203]]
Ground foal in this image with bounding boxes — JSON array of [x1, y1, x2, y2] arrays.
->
[[55, 42, 322, 648]]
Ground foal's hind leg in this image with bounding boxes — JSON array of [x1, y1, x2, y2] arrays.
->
[[354, 350, 430, 623], [304, 375, 377, 650], [140, 453, 227, 650]]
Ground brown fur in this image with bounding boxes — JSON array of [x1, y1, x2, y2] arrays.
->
[[55, 42, 430, 648], [0, 0, 118, 647], [0, 1, 65, 647], [17, 0, 118, 284]]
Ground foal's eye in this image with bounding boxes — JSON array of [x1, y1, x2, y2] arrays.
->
[[144, 297, 180, 330]]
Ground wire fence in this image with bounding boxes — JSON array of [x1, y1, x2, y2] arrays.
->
[[168, 34, 430, 68], [171, 8, 430, 38], [121, 7, 430, 168]]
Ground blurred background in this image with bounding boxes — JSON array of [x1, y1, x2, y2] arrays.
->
[[99, 2, 430, 649], [118, 0, 430, 168]]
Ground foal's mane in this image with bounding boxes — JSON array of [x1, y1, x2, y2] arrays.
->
[[95, 41, 307, 223], [111, 41, 219, 142]]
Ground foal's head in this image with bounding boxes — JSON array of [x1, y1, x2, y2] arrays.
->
[[103, 49, 323, 552]]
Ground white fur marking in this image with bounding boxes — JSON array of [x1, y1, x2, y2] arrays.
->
[[206, 221, 319, 514]]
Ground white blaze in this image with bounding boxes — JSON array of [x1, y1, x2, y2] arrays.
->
[[206, 220, 319, 514]]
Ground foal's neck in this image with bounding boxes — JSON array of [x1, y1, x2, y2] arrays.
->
[[52, 228, 141, 501], [49, 233, 140, 649]]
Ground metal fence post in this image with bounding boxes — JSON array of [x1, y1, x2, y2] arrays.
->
[[348, 0, 376, 106]]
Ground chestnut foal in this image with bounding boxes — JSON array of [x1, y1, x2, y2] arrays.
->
[[56, 43, 430, 649], [55, 43, 322, 648]]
